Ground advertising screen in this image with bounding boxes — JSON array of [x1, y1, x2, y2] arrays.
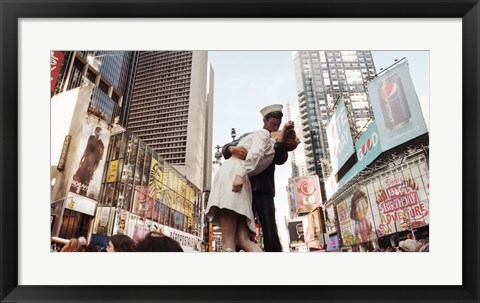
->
[[68, 120, 110, 200], [367, 60, 428, 151], [336, 186, 376, 246], [291, 175, 323, 213], [369, 162, 430, 237], [326, 98, 356, 175]]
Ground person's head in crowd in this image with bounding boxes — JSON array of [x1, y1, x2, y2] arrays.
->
[[398, 239, 420, 252], [106, 234, 136, 252], [84, 243, 99, 252], [135, 232, 184, 252], [60, 238, 83, 252], [78, 236, 88, 246]]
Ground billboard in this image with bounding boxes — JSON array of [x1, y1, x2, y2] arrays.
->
[[51, 50, 64, 93], [367, 60, 428, 151], [370, 162, 430, 237], [326, 235, 340, 251], [326, 98, 356, 175], [336, 187, 376, 246], [68, 120, 110, 200], [290, 175, 323, 214], [288, 220, 305, 246], [325, 121, 383, 200], [325, 204, 337, 235]]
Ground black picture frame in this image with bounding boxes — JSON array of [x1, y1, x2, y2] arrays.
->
[[1, 1, 479, 302]]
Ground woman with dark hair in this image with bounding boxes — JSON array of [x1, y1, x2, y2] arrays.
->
[[350, 190, 373, 244], [106, 234, 135, 252], [206, 104, 295, 252], [135, 232, 183, 252]]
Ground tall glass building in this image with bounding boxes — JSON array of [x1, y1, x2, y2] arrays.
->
[[293, 50, 377, 182], [52, 51, 138, 124]]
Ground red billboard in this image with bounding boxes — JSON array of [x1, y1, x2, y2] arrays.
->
[[50, 51, 64, 93]]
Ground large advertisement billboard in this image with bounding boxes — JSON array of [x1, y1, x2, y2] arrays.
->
[[325, 122, 383, 199], [51, 50, 64, 93], [336, 186, 377, 246], [68, 121, 110, 200], [369, 162, 430, 237], [367, 60, 428, 151], [289, 175, 323, 214], [326, 98, 356, 175]]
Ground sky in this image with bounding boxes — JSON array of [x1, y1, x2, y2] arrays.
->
[[207, 50, 429, 251]]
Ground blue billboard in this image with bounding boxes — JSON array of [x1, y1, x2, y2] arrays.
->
[[367, 60, 428, 151], [325, 121, 383, 199], [326, 98, 356, 176]]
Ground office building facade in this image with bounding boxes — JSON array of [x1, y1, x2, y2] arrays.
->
[[125, 51, 212, 191], [52, 51, 138, 124], [293, 50, 377, 180]]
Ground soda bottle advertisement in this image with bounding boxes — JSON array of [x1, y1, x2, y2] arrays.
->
[[367, 60, 428, 152]]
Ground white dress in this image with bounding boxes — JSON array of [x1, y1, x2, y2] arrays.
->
[[206, 129, 275, 234]]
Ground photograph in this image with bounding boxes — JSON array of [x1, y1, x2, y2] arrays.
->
[[1, 1, 479, 302], [49, 50, 430, 254]]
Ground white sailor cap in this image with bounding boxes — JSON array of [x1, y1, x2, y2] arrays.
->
[[260, 104, 283, 117]]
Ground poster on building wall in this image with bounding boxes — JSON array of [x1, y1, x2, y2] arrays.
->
[[288, 220, 305, 246], [292, 176, 323, 214], [163, 188, 174, 208], [325, 205, 337, 235], [112, 209, 129, 235], [132, 217, 149, 242], [96, 207, 111, 236], [132, 187, 148, 217], [370, 167, 429, 237], [106, 160, 118, 183], [325, 122, 383, 200], [126, 213, 138, 239], [68, 122, 110, 200], [326, 98, 356, 176], [367, 60, 428, 152], [287, 178, 298, 217], [336, 187, 376, 246], [149, 157, 164, 199], [145, 197, 155, 220]]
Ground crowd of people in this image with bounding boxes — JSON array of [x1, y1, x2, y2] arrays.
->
[[364, 237, 429, 252], [53, 231, 184, 252]]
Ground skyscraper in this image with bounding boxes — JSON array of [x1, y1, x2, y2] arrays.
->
[[126, 51, 212, 191], [53, 51, 138, 124], [293, 50, 377, 182]]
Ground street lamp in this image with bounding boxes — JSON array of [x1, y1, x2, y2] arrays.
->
[[214, 145, 223, 162]]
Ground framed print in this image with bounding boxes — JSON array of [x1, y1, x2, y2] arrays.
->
[[1, 0, 479, 302]]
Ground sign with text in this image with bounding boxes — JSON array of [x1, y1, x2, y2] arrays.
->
[[371, 167, 429, 237], [291, 175, 323, 214], [326, 98, 355, 176], [367, 60, 428, 151]]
